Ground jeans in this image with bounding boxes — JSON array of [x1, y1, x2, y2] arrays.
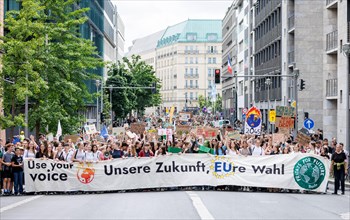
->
[[13, 171, 24, 194]]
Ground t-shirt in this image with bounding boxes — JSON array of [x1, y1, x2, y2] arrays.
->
[[111, 149, 123, 159], [2, 152, 14, 171], [11, 155, 23, 172], [251, 146, 264, 156], [331, 152, 347, 169], [62, 150, 73, 162], [24, 150, 36, 159], [73, 149, 85, 161]]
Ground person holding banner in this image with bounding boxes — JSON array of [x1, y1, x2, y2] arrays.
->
[[138, 143, 154, 157], [110, 142, 124, 159], [62, 143, 73, 162], [11, 147, 24, 196], [72, 143, 86, 163], [1, 144, 14, 195]]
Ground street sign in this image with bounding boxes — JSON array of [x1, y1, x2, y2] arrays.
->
[[269, 110, 276, 123], [303, 118, 314, 130]]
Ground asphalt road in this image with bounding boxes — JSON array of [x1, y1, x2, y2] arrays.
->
[[1, 189, 349, 220]]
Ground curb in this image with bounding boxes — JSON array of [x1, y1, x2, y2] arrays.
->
[[328, 178, 350, 189]]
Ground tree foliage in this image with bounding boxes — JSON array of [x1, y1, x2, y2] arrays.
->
[[0, 0, 104, 136], [106, 55, 161, 120], [198, 94, 222, 113]]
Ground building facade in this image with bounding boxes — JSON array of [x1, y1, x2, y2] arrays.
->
[[156, 19, 222, 112], [323, 0, 349, 149]]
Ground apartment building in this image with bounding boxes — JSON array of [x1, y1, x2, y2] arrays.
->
[[323, 0, 349, 149], [156, 19, 222, 111]]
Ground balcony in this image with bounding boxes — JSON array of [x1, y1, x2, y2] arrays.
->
[[326, 30, 338, 54], [288, 51, 295, 66], [207, 50, 218, 54], [184, 50, 199, 54], [326, 78, 338, 99], [184, 74, 199, 78], [326, 0, 337, 9], [288, 14, 295, 33]]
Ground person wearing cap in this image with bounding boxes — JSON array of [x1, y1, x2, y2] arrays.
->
[[11, 147, 24, 195]]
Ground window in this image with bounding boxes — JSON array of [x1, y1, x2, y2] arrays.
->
[[190, 92, 193, 100], [185, 68, 188, 75], [190, 68, 193, 76], [195, 80, 198, 88], [208, 80, 211, 88], [239, 40, 243, 52], [190, 80, 193, 88], [190, 57, 193, 64], [208, 68, 212, 77], [190, 46, 193, 51], [213, 57, 217, 64], [195, 68, 198, 75], [185, 92, 188, 99], [195, 57, 198, 63], [185, 80, 188, 88], [195, 92, 198, 100], [187, 33, 197, 41], [207, 33, 217, 41], [185, 57, 188, 64], [208, 58, 212, 64]]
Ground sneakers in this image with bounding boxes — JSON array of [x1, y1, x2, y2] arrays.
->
[[341, 192, 345, 195]]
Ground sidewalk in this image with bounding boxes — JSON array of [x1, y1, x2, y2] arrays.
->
[[328, 177, 350, 189]]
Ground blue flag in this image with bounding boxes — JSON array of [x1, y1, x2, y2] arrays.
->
[[100, 125, 109, 139]]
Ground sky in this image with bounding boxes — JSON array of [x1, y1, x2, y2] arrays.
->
[[111, 0, 233, 52]]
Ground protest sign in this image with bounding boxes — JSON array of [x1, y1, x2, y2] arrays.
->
[[227, 131, 241, 140], [196, 127, 218, 139], [244, 106, 262, 135], [275, 106, 295, 129], [179, 112, 191, 121], [112, 127, 125, 136], [272, 133, 286, 144], [130, 123, 147, 134], [24, 154, 330, 193], [64, 135, 81, 143], [295, 131, 311, 146], [84, 124, 97, 135], [176, 125, 191, 136]]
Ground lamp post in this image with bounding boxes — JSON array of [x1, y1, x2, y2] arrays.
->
[[342, 43, 350, 151], [95, 80, 101, 130], [109, 86, 113, 126], [265, 78, 271, 134]]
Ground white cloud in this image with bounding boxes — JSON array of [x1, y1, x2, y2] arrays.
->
[[112, 0, 232, 52]]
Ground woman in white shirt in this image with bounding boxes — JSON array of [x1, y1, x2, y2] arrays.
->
[[23, 141, 36, 160], [72, 142, 85, 163], [226, 140, 239, 156], [84, 144, 94, 162]]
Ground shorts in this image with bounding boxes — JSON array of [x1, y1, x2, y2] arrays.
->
[[3, 170, 12, 179]]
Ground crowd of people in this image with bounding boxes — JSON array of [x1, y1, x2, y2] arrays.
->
[[0, 115, 349, 196]]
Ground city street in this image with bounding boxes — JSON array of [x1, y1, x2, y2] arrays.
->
[[1, 188, 349, 220]]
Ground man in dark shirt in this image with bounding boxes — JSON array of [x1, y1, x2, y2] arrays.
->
[[11, 147, 24, 195], [331, 144, 348, 195], [2, 144, 14, 195]]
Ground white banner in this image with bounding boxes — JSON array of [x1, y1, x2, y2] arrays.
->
[[24, 154, 330, 193]]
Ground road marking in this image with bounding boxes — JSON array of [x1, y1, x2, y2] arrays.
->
[[186, 192, 214, 220], [340, 212, 350, 220], [0, 195, 43, 213]]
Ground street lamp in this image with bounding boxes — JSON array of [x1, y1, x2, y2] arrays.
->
[[341, 43, 350, 151], [95, 80, 101, 130], [265, 78, 272, 134], [109, 86, 113, 126]]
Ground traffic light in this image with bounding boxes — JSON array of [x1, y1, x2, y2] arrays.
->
[[151, 82, 156, 94], [215, 69, 220, 84], [300, 79, 305, 91], [100, 112, 105, 123]]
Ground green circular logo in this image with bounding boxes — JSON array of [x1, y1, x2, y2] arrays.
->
[[294, 157, 326, 190]]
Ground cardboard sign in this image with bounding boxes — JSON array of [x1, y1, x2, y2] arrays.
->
[[130, 123, 147, 135], [64, 135, 81, 143], [276, 117, 295, 129], [227, 131, 241, 140], [276, 106, 296, 117], [179, 113, 191, 122], [272, 133, 286, 144], [176, 125, 191, 136], [295, 131, 311, 146], [196, 127, 218, 139], [112, 127, 125, 136]]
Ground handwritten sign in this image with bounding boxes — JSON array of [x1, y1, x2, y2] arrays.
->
[[176, 125, 191, 136], [272, 133, 286, 144], [196, 127, 218, 139], [130, 123, 147, 135], [295, 131, 311, 146], [276, 106, 295, 117], [276, 117, 295, 129], [64, 135, 81, 143], [227, 131, 241, 140]]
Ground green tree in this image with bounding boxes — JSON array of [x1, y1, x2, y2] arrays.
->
[[106, 55, 161, 120], [0, 0, 104, 136]]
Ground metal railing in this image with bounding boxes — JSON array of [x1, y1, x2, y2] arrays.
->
[[326, 30, 338, 51], [288, 14, 295, 31], [326, 78, 338, 97]]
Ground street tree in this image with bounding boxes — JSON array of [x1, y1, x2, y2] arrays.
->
[[0, 0, 104, 136]]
